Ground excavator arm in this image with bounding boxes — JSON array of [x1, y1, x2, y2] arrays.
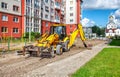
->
[[68, 23, 87, 48]]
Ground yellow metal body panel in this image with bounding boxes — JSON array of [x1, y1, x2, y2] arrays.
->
[[63, 37, 69, 42], [78, 24, 86, 41], [68, 30, 79, 47], [37, 33, 48, 43], [36, 34, 59, 48], [51, 24, 65, 26], [36, 23, 86, 49], [68, 23, 86, 47]]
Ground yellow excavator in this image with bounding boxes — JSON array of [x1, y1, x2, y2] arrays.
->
[[23, 23, 88, 57]]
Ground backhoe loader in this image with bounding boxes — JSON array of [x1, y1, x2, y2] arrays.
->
[[23, 23, 88, 57]]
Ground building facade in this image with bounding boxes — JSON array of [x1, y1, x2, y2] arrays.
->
[[65, 0, 82, 34], [0, 0, 82, 38], [0, 0, 23, 38], [25, 0, 41, 33], [41, 0, 66, 34], [83, 27, 93, 38], [41, 0, 82, 35]]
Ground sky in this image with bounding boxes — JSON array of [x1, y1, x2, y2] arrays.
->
[[81, 0, 120, 27]]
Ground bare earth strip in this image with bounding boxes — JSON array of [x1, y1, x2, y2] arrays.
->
[[0, 40, 105, 77], [22, 42, 106, 77]]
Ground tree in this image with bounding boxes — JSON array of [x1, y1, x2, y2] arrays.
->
[[92, 25, 105, 37], [100, 27, 105, 37], [24, 32, 40, 40]]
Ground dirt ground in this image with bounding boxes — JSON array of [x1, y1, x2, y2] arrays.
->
[[0, 39, 105, 77]]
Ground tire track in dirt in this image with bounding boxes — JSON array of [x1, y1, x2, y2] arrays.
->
[[0, 40, 105, 77]]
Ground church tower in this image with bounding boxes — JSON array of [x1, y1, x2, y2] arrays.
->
[[106, 15, 117, 37]]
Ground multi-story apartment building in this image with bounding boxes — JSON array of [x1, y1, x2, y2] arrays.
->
[[41, 0, 52, 34], [41, 0, 66, 34], [65, 0, 82, 34], [25, 0, 41, 33], [0, 0, 41, 38], [41, 0, 83, 35], [0, 0, 82, 38], [0, 0, 23, 38]]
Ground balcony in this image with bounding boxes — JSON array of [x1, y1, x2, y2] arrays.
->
[[51, 19, 55, 22], [61, 11, 64, 15], [54, 16, 60, 23], [61, 7, 64, 11], [50, 8, 54, 16], [54, 19, 60, 23], [55, 2, 60, 10]]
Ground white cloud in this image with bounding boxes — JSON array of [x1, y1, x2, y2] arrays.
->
[[114, 9, 120, 18], [113, 9, 120, 27], [81, 18, 95, 27], [82, 0, 120, 9]]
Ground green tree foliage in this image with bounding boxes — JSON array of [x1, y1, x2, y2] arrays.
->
[[24, 32, 40, 40], [100, 27, 105, 37], [92, 25, 105, 37]]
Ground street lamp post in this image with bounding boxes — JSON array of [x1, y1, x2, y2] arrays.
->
[[29, 0, 32, 43]]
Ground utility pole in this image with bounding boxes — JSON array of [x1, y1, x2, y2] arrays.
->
[[29, 0, 31, 42]]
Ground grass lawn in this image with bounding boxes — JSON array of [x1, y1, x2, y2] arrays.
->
[[109, 39, 120, 46], [72, 48, 120, 77]]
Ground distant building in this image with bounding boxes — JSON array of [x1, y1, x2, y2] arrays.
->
[[106, 15, 120, 38], [83, 27, 92, 38]]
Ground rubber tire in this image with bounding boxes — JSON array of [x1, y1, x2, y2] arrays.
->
[[56, 45, 63, 55], [50, 46, 55, 58], [63, 40, 69, 52]]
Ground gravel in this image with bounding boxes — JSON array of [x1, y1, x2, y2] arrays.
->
[[0, 39, 105, 77]]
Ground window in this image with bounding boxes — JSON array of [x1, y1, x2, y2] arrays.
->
[[51, 1, 54, 6], [70, 19, 73, 22], [1, 2, 7, 9], [51, 16, 54, 20], [51, 8, 54, 13], [34, 28, 39, 32], [45, 6, 49, 12], [46, 22, 48, 27], [13, 17, 19, 22], [70, 1, 73, 5], [2, 15, 8, 21], [15, 0, 20, 1], [70, 13, 73, 16], [70, 7, 73, 10], [70, 25, 72, 29], [26, 0, 30, 3], [34, 0, 40, 8], [45, 14, 48, 18], [45, 30, 48, 33], [13, 28, 19, 33], [1, 27, 8, 33], [45, 0, 48, 3], [41, 13, 43, 18], [13, 5, 19, 12]]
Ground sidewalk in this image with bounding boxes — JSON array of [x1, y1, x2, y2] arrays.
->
[[23, 43, 107, 77]]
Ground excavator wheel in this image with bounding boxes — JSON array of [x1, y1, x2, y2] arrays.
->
[[50, 46, 55, 58], [56, 45, 63, 55], [63, 40, 70, 52]]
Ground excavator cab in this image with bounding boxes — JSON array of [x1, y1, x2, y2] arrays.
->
[[50, 25, 67, 40]]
